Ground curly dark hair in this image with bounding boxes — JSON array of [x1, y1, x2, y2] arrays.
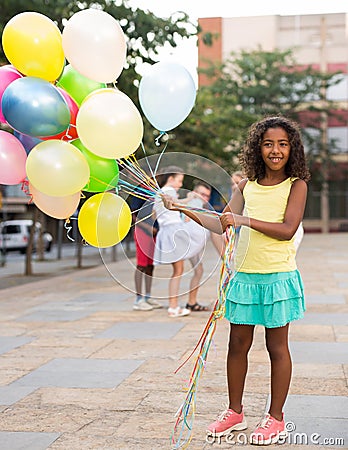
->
[[239, 115, 311, 182]]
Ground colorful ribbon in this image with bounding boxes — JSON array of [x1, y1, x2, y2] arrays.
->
[[171, 225, 236, 449]]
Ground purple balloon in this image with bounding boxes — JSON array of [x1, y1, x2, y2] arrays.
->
[[13, 131, 43, 154]]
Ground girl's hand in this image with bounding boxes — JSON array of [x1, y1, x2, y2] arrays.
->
[[220, 212, 245, 231], [220, 212, 235, 231]]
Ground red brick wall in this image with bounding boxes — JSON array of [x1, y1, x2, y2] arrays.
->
[[198, 18, 222, 87]]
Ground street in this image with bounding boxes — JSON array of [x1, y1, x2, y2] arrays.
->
[[0, 233, 347, 449]]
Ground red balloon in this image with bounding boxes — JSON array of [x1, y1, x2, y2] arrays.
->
[[41, 87, 79, 141]]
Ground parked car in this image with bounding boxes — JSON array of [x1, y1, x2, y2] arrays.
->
[[0, 220, 53, 254]]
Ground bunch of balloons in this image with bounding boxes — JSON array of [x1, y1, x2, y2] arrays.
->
[[0, 8, 197, 248]]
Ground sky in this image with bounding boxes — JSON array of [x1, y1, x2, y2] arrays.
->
[[129, 0, 348, 19], [128, 0, 348, 83]]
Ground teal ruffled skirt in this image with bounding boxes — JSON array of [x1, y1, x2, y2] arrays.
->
[[225, 270, 305, 328]]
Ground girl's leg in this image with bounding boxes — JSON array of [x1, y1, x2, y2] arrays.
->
[[144, 264, 154, 295], [188, 262, 203, 306], [265, 324, 292, 421], [134, 265, 145, 298], [227, 323, 255, 412], [168, 260, 184, 309]]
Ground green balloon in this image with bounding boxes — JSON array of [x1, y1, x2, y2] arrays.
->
[[71, 139, 119, 193], [57, 64, 106, 106]]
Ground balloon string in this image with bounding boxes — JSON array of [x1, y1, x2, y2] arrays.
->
[[172, 202, 222, 217], [124, 153, 159, 189], [62, 125, 74, 141], [85, 175, 119, 192], [64, 218, 75, 242], [118, 179, 157, 200], [131, 211, 155, 229], [21, 180, 33, 204], [152, 133, 168, 178], [171, 226, 236, 449], [139, 141, 158, 188], [120, 155, 159, 191], [154, 131, 166, 147]]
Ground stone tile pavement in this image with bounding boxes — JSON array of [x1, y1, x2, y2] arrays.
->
[[0, 233, 347, 449]]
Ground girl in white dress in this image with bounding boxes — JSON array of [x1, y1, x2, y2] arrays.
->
[[154, 166, 202, 317]]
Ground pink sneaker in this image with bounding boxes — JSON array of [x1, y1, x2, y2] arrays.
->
[[207, 407, 247, 437], [250, 413, 288, 445]]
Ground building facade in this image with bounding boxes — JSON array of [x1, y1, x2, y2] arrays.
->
[[198, 13, 348, 231]]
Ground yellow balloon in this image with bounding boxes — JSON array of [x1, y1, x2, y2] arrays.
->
[[76, 88, 143, 159], [30, 183, 81, 220], [26, 140, 90, 197], [2, 12, 64, 81], [78, 193, 131, 248]]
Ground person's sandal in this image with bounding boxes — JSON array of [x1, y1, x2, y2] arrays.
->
[[186, 303, 210, 312]]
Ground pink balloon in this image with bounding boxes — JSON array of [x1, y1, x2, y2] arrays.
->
[[0, 130, 27, 184], [0, 65, 23, 123]]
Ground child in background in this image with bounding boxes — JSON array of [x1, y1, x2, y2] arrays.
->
[[163, 116, 310, 445], [132, 196, 161, 311], [153, 166, 194, 318], [230, 170, 244, 197]]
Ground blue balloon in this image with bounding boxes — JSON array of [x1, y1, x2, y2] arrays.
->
[[138, 62, 196, 132], [1, 77, 70, 137], [13, 131, 43, 155]]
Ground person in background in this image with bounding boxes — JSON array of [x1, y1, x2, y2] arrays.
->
[[184, 180, 217, 312], [230, 170, 244, 197], [131, 195, 162, 311], [153, 166, 192, 318]]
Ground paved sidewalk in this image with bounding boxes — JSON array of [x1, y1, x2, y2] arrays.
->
[[0, 234, 347, 450]]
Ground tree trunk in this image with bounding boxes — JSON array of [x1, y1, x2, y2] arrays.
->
[[76, 229, 83, 269], [36, 210, 45, 261], [25, 207, 38, 276], [57, 220, 63, 260], [320, 16, 330, 234]]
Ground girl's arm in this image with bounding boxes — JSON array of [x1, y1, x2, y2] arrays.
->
[[221, 179, 307, 240], [161, 195, 224, 234], [161, 180, 247, 234], [223, 179, 247, 215]]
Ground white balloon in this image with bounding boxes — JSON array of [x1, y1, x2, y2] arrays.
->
[[138, 62, 196, 131], [76, 88, 144, 159], [62, 9, 127, 83]]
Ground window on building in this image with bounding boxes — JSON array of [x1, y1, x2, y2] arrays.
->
[[303, 127, 320, 154], [329, 180, 348, 219], [328, 127, 348, 154], [327, 74, 348, 101]]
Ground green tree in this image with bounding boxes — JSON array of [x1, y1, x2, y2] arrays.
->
[[169, 48, 343, 173], [0, 0, 197, 103]]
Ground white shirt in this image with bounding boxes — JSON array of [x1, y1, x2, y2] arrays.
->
[[154, 186, 183, 227]]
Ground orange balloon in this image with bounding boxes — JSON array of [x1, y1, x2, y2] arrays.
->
[[30, 183, 81, 219]]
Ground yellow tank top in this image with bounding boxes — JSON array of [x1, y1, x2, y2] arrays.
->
[[234, 178, 297, 273]]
